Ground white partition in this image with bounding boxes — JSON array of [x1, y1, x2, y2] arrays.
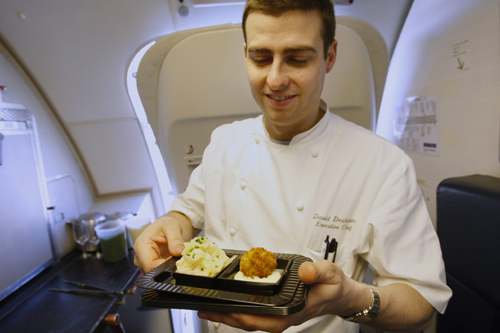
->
[[138, 19, 388, 194]]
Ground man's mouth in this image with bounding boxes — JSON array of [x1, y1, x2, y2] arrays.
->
[[268, 95, 294, 101]]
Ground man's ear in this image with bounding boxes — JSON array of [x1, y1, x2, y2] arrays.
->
[[326, 40, 338, 73], [243, 42, 248, 65]]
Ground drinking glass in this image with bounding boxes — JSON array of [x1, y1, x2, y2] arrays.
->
[[88, 233, 102, 259], [72, 219, 91, 259]]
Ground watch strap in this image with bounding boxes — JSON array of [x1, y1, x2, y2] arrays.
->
[[340, 284, 381, 323]]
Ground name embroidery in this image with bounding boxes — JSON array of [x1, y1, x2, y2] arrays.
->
[[313, 213, 355, 232]]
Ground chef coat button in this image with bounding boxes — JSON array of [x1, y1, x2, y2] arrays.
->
[[255, 137, 261, 144], [240, 181, 246, 190], [230, 228, 237, 236], [296, 201, 304, 211], [310, 150, 319, 158], [214, 322, 221, 328]]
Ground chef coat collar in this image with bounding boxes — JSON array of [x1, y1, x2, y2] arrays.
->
[[258, 99, 330, 145]]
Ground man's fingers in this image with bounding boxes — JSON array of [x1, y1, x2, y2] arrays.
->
[[133, 218, 182, 273], [133, 236, 166, 273], [298, 262, 318, 285], [198, 312, 292, 333], [298, 260, 342, 285], [144, 216, 185, 257], [167, 237, 185, 257], [162, 220, 185, 257]]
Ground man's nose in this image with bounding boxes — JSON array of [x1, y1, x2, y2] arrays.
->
[[267, 62, 289, 90]]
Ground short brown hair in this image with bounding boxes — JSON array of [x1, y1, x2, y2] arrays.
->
[[242, 0, 336, 59]]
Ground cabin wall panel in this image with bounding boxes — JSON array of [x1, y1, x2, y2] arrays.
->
[[68, 118, 156, 195], [0, 0, 177, 215], [0, 128, 54, 300], [0, 53, 93, 219], [377, 0, 500, 225]]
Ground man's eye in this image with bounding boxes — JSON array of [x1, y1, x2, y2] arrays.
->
[[289, 59, 308, 66], [252, 58, 271, 65]]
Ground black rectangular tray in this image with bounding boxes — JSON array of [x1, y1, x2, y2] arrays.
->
[[136, 250, 312, 315]]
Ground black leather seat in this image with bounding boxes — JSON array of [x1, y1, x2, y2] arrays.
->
[[436, 174, 500, 332]]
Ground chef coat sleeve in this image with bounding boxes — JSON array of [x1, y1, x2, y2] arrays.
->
[[362, 152, 452, 314]]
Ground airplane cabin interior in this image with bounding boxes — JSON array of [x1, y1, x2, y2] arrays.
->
[[0, 0, 499, 332]]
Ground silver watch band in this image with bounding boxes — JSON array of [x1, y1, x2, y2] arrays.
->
[[340, 284, 381, 323]]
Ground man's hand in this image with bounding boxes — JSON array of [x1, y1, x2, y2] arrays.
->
[[133, 211, 197, 274], [198, 258, 435, 332], [197, 260, 367, 332]]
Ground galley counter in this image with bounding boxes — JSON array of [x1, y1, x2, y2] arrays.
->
[[0, 249, 165, 332]]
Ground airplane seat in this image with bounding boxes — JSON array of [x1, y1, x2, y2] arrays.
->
[[436, 174, 500, 332], [136, 18, 388, 195]]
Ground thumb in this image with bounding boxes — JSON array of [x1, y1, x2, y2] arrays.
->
[[162, 220, 186, 257], [298, 260, 343, 285]]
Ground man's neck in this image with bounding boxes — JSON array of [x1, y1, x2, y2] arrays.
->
[[265, 100, 327, 141]]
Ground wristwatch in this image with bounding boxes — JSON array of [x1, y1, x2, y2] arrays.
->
[[340, 284, 381, 323]]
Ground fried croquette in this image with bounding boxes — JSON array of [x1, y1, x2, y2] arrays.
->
[[239, 247, 277, 278]]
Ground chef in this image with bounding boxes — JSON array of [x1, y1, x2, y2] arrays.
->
[[134, 0, 452, 332]]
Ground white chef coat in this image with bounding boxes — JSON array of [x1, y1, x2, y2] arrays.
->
[[170, 109, 452, 333]]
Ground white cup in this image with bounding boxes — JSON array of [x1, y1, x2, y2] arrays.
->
[[94, 220, 128, 262], [124, 216, 152, 249]]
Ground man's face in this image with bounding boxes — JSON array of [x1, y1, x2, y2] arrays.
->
[[244, 10, 337, 140]]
